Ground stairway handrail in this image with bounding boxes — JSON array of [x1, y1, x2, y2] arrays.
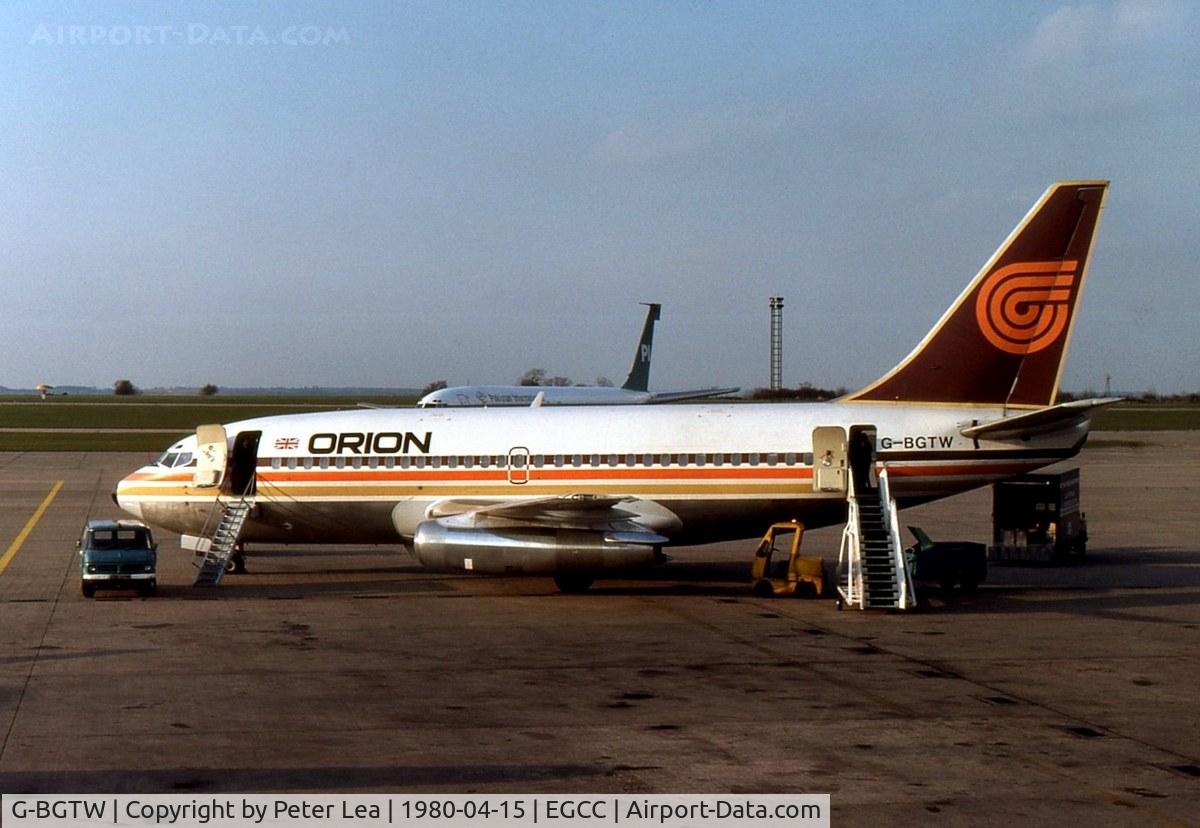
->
[[877, 466, 916, 609], [837, 475, 864, 609], [192, 476, 255, 568]]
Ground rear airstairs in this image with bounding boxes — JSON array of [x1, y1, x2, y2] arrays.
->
[[837, 466, 917, 610], [192, 496, 252, 586]]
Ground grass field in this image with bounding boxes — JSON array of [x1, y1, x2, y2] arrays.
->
[[1088, 405, 1200, 431], [0, 396, 1195, 452], [0, 395, 416, 451]]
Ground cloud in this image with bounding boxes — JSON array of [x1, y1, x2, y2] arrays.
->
[[1023, 0, 1183, 65], [1025, 4, 1103, 65]]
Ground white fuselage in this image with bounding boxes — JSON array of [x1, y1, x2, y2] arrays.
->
[[115, 402, 1087, 547], [418, 385, 655, 407]]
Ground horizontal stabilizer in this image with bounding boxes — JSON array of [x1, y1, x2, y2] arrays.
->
[[960, 398, 1121, 441]]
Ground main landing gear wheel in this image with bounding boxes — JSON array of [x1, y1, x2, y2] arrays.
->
[[225, 551, 247, 574], [752, 580, 775, 598], [553, 573, 594, 593]]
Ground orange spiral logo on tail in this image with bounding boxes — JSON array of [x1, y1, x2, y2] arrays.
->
[[975, 260, 1077, 355]]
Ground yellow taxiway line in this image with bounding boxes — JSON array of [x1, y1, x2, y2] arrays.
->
[[0, 480, 64, 577]]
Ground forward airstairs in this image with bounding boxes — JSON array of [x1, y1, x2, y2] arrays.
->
[[837, 466, 916, 610], [192, 496, 252, 586]]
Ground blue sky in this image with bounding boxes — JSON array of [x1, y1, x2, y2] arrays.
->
[[1, 1, 1196, 393]]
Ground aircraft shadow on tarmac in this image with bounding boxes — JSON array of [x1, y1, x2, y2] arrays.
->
[[246, 546, 410, 560], [134, 547, 1200, 608], [144, 577, 457, 601], [0, 762, 611, 794]]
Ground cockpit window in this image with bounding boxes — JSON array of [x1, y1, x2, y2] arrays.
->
[[155, 450, 196, 468]]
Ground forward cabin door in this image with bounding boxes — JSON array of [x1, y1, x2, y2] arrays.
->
[[228, 431, 262, 496], [193, 424, 228, 489], [849, 426, 878, 493], [812, 426, 848, 493]]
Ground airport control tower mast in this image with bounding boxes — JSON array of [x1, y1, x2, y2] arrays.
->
[[769, 296, 784, 391]]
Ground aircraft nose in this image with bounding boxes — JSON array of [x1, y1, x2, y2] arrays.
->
[[113, 476, 143, 519]]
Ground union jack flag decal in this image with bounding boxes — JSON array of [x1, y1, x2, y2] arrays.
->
[[274, 437, 300, 450]]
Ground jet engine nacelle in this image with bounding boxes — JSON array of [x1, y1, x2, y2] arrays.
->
[[412, 520, 660, 575]]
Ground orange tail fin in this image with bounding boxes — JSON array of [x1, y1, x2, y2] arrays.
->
[[845, 180, 1108, 408]]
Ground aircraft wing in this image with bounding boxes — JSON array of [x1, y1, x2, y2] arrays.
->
[[959, 398, 1122, 441], [425, 494, 670, 541], [646, 386, 740, 404]]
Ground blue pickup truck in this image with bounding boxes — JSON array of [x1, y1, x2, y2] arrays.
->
[[78, 519, 158, 597]]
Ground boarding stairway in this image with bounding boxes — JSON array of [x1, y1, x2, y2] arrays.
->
[[192, 496, 252, 586], [837, 466, 916, 610]]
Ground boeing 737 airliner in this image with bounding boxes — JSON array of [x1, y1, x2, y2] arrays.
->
[[417, 303, 739, 407], [116, 181, 1112, 593]]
